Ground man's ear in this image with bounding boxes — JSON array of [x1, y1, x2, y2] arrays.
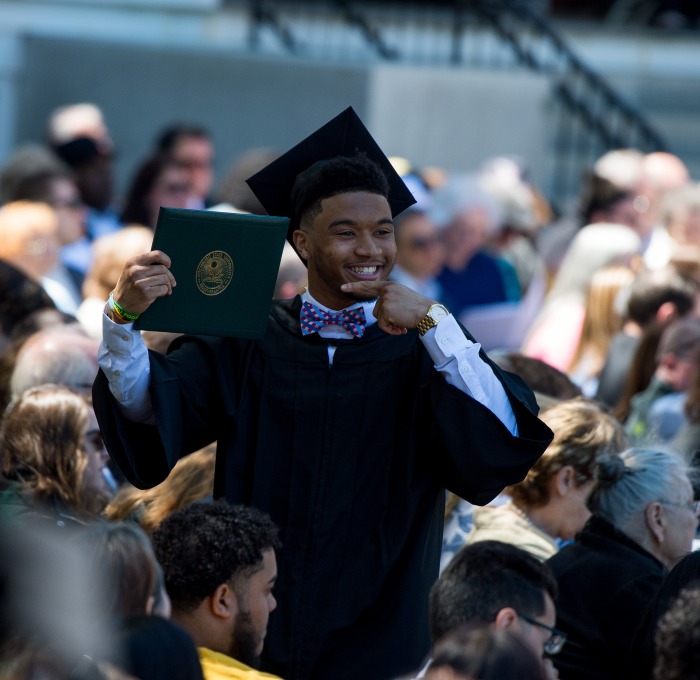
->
[[493, 607, 519, 631], [553, 465, 575, 497], [645, 501, 666, 544], [207, 583, 238, 621], [656, 301, 677, 324], [293, 229, 311, 262]]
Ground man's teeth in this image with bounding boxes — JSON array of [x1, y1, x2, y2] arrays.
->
[[351, 266, 377, 274]]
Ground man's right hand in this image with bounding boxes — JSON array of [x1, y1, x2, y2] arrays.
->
[[110, 250, 176, 322]]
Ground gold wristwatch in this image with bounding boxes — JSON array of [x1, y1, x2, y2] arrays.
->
[[416, 303, 449, 336]]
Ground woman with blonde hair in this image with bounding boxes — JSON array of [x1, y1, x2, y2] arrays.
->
[[76, 225, 153, 339], [104, 445, 214, 533], [567, 264, 635, 396], [467, 398, 627, 561], [0, 384, 110, 524]]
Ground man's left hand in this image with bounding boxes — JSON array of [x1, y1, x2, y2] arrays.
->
[[340, 281, 434, 336]]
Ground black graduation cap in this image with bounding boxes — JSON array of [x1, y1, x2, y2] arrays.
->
[[245, 106, 416, 249]]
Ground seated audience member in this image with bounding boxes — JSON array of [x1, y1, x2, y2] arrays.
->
[[9, 167, 87, 314], [0, 518, 115, 680], [389, 207, 444, 300], [547, 448, 698, 680], [625, 317, 700, 443], [672, 362, 700, 465], [653, 586, 700, 680], [0, 259, 55, 354], [661, 182, 700, 255], [637, 151, 691, 270], [0, 385, 111, 526], [430, 175, 519, 316], [152, 501, 282, 680], [536, 153, 642, 282], [104, 446, 215, 532], [113, 615, 204, 680], [566, 264, 635, 397], [595, 266, 697, 408], [82, 521, 166, 619], [0, 323, 100, 428], [0, 310, 80, 419], [120, 154, 190, 230], [0, 143, 65, 204], [441, 354, 582, 571], [467, 398, 627, 561], [76, 225, 154, 338], [429, 540, 562, 680], [422, 625, 546, 680], [48, 103, 121, 277], [631, 549, 700, 679], [522, 220, 641, 371], [478, 155, 546, 298], [0, 201, 61, 300], [10, 326, 99, 400], [156, 124, 214, 210]]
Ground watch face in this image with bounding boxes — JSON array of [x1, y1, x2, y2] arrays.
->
[[430, 304, 449, 322]]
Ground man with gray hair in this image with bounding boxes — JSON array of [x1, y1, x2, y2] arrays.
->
[[10, 326, 99, 403], [430, 174, 519, 317]]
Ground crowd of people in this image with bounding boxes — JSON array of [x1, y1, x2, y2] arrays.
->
[[1, 100, 700, 680]]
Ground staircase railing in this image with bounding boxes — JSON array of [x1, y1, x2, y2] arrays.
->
[[242, 0, 666, 209]]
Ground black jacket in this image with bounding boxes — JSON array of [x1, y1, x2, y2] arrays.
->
[[547, 514, 666, 680], [93, 296, 552, 680]]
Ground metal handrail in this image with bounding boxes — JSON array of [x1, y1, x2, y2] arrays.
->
[[243, 0, 666, 207]]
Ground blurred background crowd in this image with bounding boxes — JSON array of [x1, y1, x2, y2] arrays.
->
[[3, 0, 700, 679]]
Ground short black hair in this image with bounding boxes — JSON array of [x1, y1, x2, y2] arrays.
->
[[429, 541, 558, 643], [152, 500, 281, 613], [297, 153, 390, 229]]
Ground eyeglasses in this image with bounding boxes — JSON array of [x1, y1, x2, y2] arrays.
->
[[660, 499, 700, 515], [518, 613, 567, 655]]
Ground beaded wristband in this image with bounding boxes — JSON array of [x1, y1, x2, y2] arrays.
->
[[108, 291, 140, 321]]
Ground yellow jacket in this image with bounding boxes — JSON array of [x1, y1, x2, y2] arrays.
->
[[199, 648, 283, 680]]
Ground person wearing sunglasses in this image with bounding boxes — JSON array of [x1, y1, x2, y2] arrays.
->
[[389, 207, 445, 302]]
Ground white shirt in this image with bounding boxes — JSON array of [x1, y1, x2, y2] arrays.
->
[[98, 292, 518, 435]]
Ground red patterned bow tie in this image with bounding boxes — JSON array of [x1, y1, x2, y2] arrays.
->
[[300, 301, 367, 338]]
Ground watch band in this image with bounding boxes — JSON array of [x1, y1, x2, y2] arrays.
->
[[416, 314, 438, 336], [417, 303, 449, 336]]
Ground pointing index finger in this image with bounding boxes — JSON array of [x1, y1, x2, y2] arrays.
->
[[340, 280, 390, 294]]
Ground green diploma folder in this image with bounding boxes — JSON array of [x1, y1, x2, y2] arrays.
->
[[134, 207, 289, 338]]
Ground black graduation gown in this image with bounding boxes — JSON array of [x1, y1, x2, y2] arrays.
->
[[93, 296, 552, 680]]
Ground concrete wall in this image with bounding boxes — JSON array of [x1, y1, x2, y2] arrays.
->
[[11, 34, 551, 203]]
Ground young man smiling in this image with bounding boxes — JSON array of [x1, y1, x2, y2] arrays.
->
[[93, 108, 552, 680]]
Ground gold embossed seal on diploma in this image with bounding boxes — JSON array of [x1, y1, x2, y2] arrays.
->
[[196, 250, 234, 296], [134, 207, 288, 338]]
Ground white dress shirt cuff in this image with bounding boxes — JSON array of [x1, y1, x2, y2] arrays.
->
[[420, 315, 518, 436], [98, 310, 154, 423]]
